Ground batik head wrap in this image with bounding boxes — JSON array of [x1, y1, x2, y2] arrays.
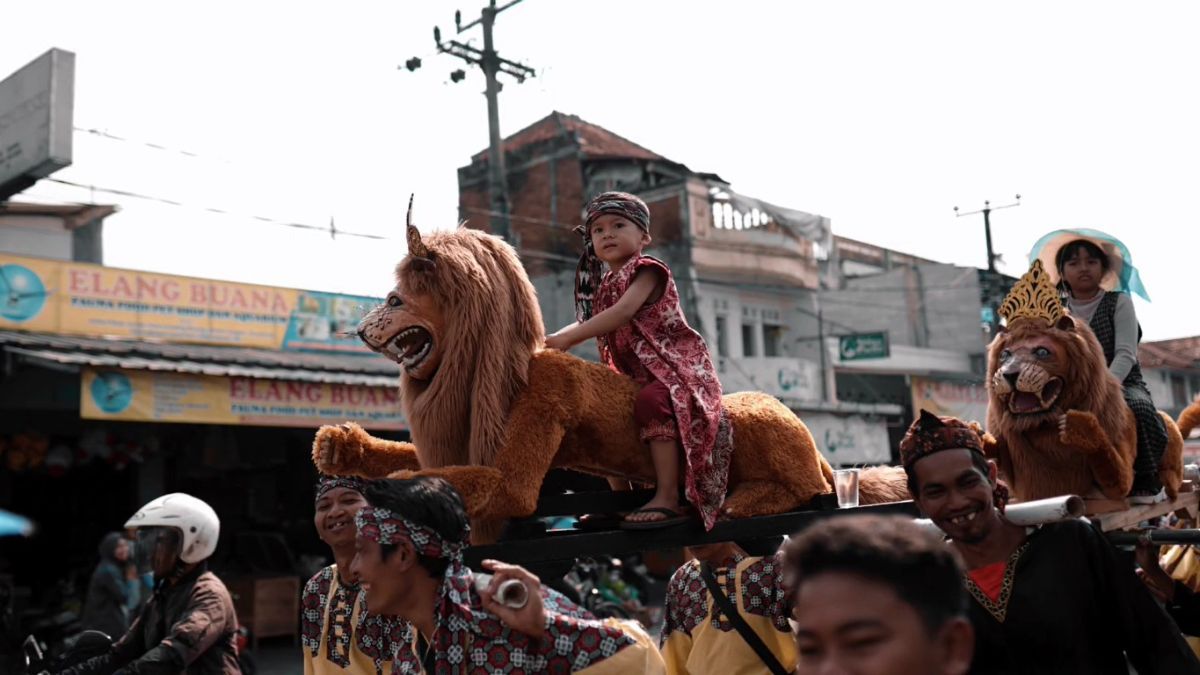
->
[[355, 505, 630, 672], [355, 505, 479, 669], [899, 409, 1010, 511], [573, 191, 651, 322], [314, 474, 369, 504]]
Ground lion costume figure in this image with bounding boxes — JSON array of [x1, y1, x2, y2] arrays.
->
[[312, 198, 907, 542], [984, 260, 1184, 503]]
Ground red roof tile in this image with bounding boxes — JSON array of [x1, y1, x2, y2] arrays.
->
[[1139, 336, 1200, 369], [471, 111, 667, 163]]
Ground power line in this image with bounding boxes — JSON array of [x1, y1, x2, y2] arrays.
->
[[36, 177, 388, 241], [74, 126, 229, 163]]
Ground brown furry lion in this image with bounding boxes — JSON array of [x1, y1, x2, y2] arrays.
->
[[312, 207, 908, 543], [1181, 396, 1200, 441], [985, 304, 1183, 503]]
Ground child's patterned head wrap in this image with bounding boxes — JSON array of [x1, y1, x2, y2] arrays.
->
[[573, 191, 651, 322]]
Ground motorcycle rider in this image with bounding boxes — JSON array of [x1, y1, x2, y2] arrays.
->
[[49, 493, 241, 675]]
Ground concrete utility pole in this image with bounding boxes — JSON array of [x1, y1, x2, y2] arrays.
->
[[954, 194, 1021, 336], [954, 195, 1020, 273], [404, 1, 536, 244]]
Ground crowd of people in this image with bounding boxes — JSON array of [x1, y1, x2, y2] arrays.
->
[[37, 197, 1200, 673]]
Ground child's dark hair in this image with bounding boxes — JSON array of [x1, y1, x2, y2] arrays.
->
[[782, 515, 967, 634], [363, 477, 469, 579], [1055, 238, 1110, 285]]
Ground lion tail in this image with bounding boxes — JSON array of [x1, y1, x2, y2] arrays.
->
[[1179, 396, 1200, 440], [1160, 412, 1185, 500], [858, 465, 911, 505]]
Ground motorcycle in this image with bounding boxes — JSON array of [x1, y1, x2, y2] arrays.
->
[[23, 630, 112, 674]]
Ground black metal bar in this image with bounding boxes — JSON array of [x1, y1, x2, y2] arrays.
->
[[1107, 529, 1200, 546], [532, 489, 657, 516], [465, 500, 919, 567]]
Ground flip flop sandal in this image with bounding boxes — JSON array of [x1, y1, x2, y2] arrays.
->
[[620, 507, 692, 530]]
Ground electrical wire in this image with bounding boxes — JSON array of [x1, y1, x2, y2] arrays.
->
[[39, 177, 389, 241], [73, 127, 227, 162]]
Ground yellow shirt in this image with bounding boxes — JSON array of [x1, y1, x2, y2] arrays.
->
[[302, 565, 404, 675], [660, 555, 798, 675]]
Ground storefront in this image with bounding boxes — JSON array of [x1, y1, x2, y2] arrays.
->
[[0, 252, 404, 639]]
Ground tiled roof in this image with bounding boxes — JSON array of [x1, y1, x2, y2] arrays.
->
[[1139, 336, 1200, 370], [472, 111, 667, 163]]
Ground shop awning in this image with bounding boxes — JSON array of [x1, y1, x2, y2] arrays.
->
[[0, 330, 399, 387]]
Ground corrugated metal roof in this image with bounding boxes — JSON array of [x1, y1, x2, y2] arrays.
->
[[0, 330, 400, 387]]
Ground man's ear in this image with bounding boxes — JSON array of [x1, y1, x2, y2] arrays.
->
[[936, 617, 976, 675]]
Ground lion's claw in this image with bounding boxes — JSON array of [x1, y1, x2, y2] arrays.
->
[[313, 423, 362, 474]]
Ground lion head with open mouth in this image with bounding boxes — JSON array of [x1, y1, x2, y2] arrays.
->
[[356, 197, 543, 469], [986, 260, 1127, 439]]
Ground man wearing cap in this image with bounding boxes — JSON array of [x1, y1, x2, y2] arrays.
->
[[900, 409, 1199, 674]]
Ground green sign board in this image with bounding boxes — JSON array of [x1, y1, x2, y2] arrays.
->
[[839, 332, 890, 361]]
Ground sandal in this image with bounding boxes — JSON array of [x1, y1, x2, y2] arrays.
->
[[620, 507, 692, 530]]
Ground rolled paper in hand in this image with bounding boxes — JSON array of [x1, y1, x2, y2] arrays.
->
[[473, 573, 529, 610]]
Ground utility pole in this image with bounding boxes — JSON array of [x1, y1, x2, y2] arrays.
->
[[954, 194, 1021, 338], [404, 1, 536, 244]]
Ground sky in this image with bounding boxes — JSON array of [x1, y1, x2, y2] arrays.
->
[[2, 0, 1197, 340]]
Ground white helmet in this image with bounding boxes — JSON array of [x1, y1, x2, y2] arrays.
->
[[125, 493, 220, 564]]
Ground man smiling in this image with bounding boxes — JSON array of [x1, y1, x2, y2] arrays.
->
[[350, 476, 664, 673], [900, 409, 1199, 674]]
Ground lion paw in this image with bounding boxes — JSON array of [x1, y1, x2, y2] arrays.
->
[[386, 469, 418, 481], [1058, 410, 1101, 451], [312, 423, 366, 475]]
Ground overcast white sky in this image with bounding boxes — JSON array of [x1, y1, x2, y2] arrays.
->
[[3, 1, 1196, 340]]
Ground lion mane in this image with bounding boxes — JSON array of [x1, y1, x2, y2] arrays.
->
[[397, 227, 543, 469]]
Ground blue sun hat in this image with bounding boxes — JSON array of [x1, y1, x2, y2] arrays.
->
[[1028, 228, 1150, 302]]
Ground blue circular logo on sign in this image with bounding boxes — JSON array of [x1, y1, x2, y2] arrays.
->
[[91, 371, 133, 414], [0, 264, 48, 322]]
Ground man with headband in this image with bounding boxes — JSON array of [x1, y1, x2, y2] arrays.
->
[[900, 410, 1198, 674], [304, 475, 408, 674], [350, 476, 665, 673]]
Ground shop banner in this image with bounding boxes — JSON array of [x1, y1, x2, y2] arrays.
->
[[803, 412, 892, 466], [81, 367, 406, 430], [910, 376, 989, 428], [0, 253, 380, 352]]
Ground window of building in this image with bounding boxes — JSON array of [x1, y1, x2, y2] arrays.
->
[[1172, 375, 1188, 407], [715, 316, 729, 357], [742, 323, 757, 357], [764, 324, 784, 357]]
